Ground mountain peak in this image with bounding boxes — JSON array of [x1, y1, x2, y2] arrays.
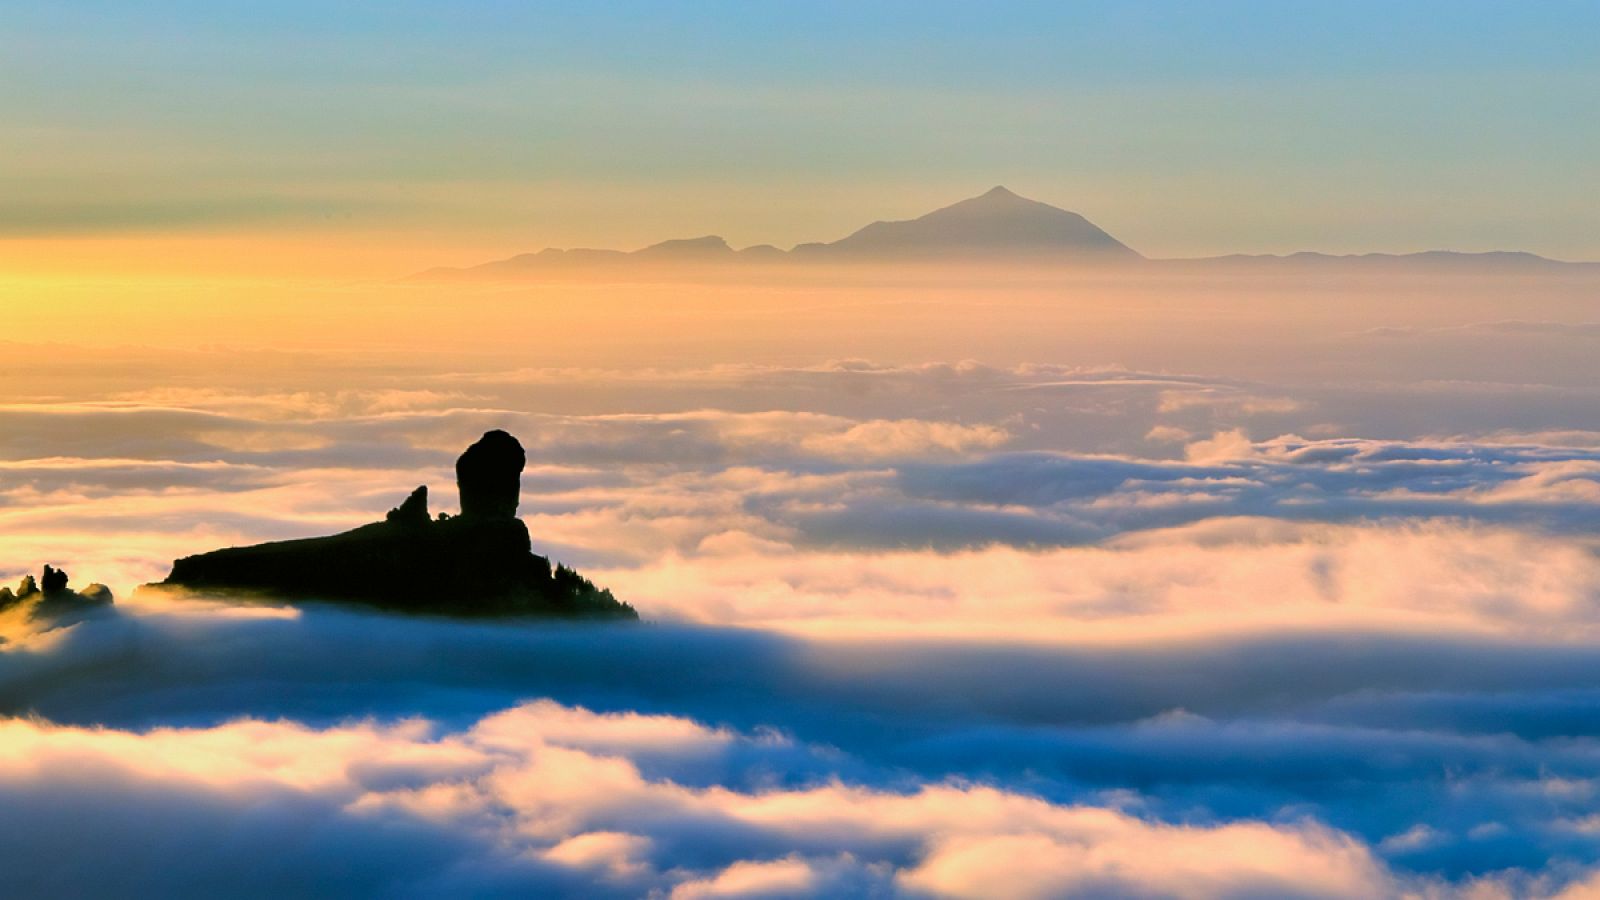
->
[[955, 185, 1037, 211], [812, 187, 1141, 260]]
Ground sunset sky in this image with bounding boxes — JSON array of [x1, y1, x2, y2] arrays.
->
[[5, 1, 1599, 278]]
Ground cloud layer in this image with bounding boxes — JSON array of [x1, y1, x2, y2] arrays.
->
[[8, 604, 1600, 897], [8, 337, 1600, 896], [0, 697, 1400, 899]]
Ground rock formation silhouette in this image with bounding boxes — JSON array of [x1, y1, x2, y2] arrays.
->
[[146, 431, 636, 620], [456, 429, 525, 519], [386, 485, 430, 526], [0, 565, 114, 625]]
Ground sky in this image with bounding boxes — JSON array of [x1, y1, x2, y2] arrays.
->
[[4, 1, 1600, 278]]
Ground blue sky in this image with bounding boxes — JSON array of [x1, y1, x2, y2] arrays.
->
[[4, 1, 1598, 260]]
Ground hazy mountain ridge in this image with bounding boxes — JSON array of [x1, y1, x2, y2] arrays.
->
[[414, 187, 1594, 280], [1176, 249, 1588, 269], [790, 186, 1139, 261]]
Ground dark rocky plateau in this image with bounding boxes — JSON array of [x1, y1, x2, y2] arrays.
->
[[145, 430, 637, 620]]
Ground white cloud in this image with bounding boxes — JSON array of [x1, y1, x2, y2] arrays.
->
[[0, 701, 1415, 899], [597, 519, 1600, 643], [1185, 429, 1256, 462]]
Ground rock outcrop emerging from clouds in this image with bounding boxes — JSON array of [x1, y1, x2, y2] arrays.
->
[[0, 565, 114, 631], [148, 431, 636, 620], [456, 429, 526, 519]]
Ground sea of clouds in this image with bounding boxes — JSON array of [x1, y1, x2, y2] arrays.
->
[[6, 319, 1600, 897]]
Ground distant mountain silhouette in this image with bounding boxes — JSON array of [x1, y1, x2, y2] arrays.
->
[[634, 235, 737, 259], [1175, 250, 1586, 270], [794, 186, 1139, 260], [411, 187, 1593, 280], [413, 187, 1137, 279]]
